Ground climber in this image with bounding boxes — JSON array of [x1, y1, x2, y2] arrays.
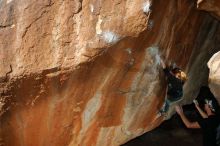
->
[[175, 88, 220, 146], [195, 86, 220, 146], [158, 58, 187, 116]]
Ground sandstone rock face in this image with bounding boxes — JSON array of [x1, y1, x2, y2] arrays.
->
[[197, 0, 220, 19], [208, 51, 220, 104], [0, 0, 220, 146]]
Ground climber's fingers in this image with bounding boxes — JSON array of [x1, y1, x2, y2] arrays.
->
[[193, 99, 199, 106], [175, 105, 183, 114], [160, 58, 166, 68]]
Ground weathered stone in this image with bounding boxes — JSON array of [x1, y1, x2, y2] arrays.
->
[[0, 0, 220, 146], [208, 51, 220, 104], [197, 0, 220, 20]]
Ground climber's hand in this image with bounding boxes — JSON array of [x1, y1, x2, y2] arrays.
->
[[160, 58, 166, 69], [193, 99, 199, 107], [175, 105, 183, 115]]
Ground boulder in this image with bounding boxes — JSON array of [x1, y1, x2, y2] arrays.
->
[[0, 0, 220, 146], [208, 51, 220, 104]]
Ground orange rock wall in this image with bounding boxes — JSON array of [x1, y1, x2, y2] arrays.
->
[[197, 0, 220, 19], [0, 0, 220, 146]]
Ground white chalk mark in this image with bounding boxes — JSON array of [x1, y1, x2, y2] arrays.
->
[[148, 46, 159, 56], [90, 4, 94, 13], [129, 58, 135, 66], [102, 31, 120, 44], [143, 1, 151, 13], [121, 127, 132, 136], [7, 0, 13, 4], [148, 20, 154, 30], [82, 91, 102, 130], [147, 46, 161, 65], [155, 54, 161, 65], [96, 16, 103, 34], [125, 48, 132, 55], [10, 24, 15, 28]]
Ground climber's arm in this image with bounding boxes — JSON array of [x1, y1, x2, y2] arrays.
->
[[175, 105, 201, 129], [193, 100, 208, 118], [178, 112, 201, 129], [160, 59, 166, 69], [160, 59, 175, 80]]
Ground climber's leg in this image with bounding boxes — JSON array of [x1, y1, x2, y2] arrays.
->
[[157, 86, 169, 116], [159, 98, 170, 114], [158, 93, 183, 115]]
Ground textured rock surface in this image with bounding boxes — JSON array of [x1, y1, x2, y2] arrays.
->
[[197, 0, 220, 19], [0, 0, 220, 146], [208, 51, 220, 104]]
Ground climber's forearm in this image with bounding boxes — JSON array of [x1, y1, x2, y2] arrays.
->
[[195, 105, 208, 118], [179, 113, 200, 129], [160, 59, 166, 69]]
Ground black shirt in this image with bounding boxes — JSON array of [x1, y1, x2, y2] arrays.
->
[[198, 115, 220, 146], [163, 68, 184, 100]]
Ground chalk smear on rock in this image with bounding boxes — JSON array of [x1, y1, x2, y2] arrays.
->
[[102, 31, 120, 44], [7, 0, 13, 4], [143, 1, 152, 13], [90, 4, 94, 13]]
